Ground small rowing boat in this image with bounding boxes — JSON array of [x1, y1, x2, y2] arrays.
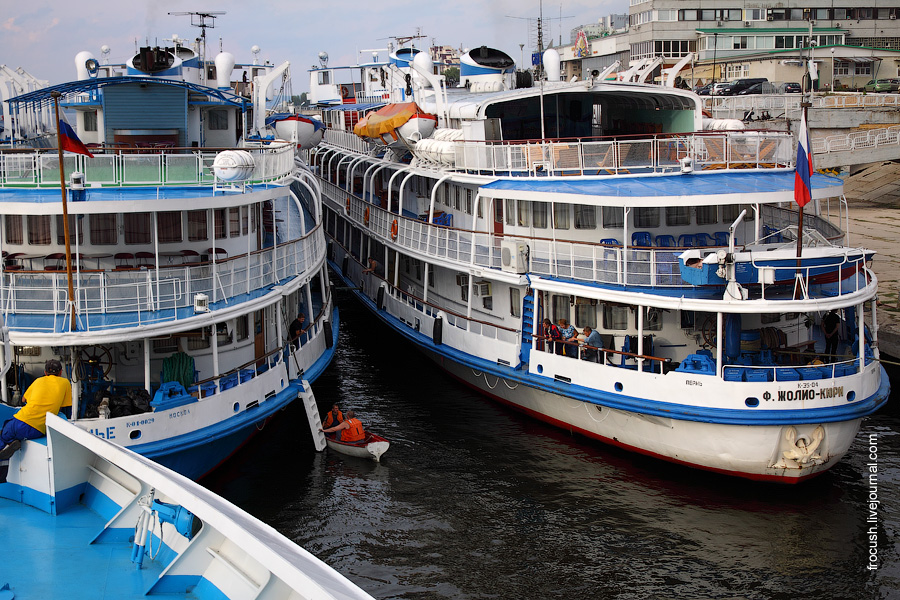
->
[[325, 432, 390, 462]]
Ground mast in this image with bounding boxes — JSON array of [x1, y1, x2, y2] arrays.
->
[[51, 91, 77, 332]]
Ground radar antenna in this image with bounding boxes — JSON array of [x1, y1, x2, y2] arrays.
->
[[378, 28, 427, 48], [168, 11, 226, 85]]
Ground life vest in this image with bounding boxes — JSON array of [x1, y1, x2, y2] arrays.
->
[[549, 325, 561, 340], [342, 418, 365, 443], [323, 410, 344, 428]]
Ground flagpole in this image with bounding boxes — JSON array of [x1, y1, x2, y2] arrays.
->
[[51, 91, 77, 332]]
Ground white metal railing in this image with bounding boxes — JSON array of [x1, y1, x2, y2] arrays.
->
[[703, 93, 900, 119], [811, 125, 900, 155], [0, 225, 323, 333], [0, 142, 295, 187], [323, 178, 875, 298], [322, 131, 795, 176], [323, 129, 372, 155]]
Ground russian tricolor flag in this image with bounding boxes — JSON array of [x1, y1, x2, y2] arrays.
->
[[58, 119, 94, 158], [793, 110, 812, 208]]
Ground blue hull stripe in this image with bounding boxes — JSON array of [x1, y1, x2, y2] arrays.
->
[[330, 258, 888, 426]]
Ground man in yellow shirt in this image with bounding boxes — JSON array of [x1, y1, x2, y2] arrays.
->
[[0, 359, 72, 459]]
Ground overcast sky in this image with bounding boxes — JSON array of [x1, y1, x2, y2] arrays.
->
[[3, 0, 628, 92]]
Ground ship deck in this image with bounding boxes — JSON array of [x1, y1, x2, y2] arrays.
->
[[0, 495, 168, 599]]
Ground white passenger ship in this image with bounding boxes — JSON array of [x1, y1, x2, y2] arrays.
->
[[306, 44, 890, 483], [0, 27, 334, 479]]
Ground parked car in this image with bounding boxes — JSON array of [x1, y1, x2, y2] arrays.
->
[[887, 79, 900, 91], [737, 83, 764, 95], [695, 84, 711, 95], [728, 77, 768, 95], [782, 82, 802, 93], [711, 82, 734, 96], [863, 79, 895, 93]]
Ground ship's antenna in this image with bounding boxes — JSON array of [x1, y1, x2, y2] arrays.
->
[[168, 11, 226, 86]]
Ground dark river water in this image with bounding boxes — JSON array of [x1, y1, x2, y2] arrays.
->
[[204, 293, 900, 600]]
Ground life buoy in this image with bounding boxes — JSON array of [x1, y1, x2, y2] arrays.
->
[[364, 206, 370, 227], [340, 85, 350, 99], [390, 219, 399, 240], [345, 197, 351, 214]]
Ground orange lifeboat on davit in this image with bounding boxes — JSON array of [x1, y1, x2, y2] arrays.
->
[[353, 102, 437, 147]]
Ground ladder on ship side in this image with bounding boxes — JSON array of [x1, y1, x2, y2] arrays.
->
[[520, 292, 535, 368], [298, 379, 326, 451]]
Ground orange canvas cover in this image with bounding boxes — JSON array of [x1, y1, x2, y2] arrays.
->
[[353, 102, 429, 140]]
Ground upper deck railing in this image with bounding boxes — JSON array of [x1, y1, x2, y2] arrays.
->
[[0, 224, 324, 334], [322, 179, 871, 300], [703, 93, 900, 120], [322, 130, 795, 176], [0, 141, 295, 188]]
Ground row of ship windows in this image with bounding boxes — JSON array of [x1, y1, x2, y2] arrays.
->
[[496, 200, 743, 230], [629, 7, 899, 23], [2, 207, 255, 246]]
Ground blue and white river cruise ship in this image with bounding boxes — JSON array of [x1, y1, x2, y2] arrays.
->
[[306, 44, 888, 482], [0, 27, 334, 479]]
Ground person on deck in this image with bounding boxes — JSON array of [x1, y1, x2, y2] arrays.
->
[[289, 312, 308, 349], [558, 319, 576, 357], [320, 410, 365, 443], [322, 404, 344, 429], [542, 318, 561, 354], [0, 359, 72, 460], [581, 326, 605, 363], [822, 309, 841, 360], [362, 257, 381, 276]]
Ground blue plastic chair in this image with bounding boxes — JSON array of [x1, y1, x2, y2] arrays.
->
[[631, 231, 652, 247], [694, 233, 714, 247], [678, 234, 696, 248], [713, 231, 729, 246], [655, 234, 676, 247], [600, 238, 620, 246]]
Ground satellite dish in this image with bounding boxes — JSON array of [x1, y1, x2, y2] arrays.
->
[[85, 58, 100, 76], [318, 51, 329, 67]]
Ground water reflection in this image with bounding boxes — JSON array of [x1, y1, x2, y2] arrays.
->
[[205, 295, 899, 599]]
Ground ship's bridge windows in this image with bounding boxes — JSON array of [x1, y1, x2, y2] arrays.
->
[[696, 205, 718, 226], [188, 210, 209, 242], [317, 71, 330, 85], [124, 213, 151, 244], [603, 303, 629, 330], [56, 215, 83, 245], [5, 216, 23, 245], [89, 214, 117, 245], [27, 215, 51, 245], [229, 208, 241, 237], [666, 207, 690, 227], [574, 205, 597, 230], [602, 207, 624, 229], [158, 212, 183, 243], [553, 204, 570, 230], [634, 207, 659, 229]]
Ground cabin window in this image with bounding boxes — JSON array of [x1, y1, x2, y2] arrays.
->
[[454, 187, 461, 210], [188, 210, 208, 242], [84, 111, 98, 132], [208, 109, 228, 130], [214, 209, 227, 239], [4, 216, 23, 245], [575, 298, 597, 329], [158, 212, 183, 243], [696, 206, 718, 226], [89, 214, 117, 245], [553, 204, 570, 230], [229, 208, 241, 237], [55, 215, 83, 245], [152, 338, 178, 354], [186, 329, 211, 350], [602, 207, 624, 229], [476, 196, 483, 218], [532, 202, 548, 229], [465, 189, 473, 215], [517, 200, 530, 227], [510, 287, 521, 317], [602, 303, 628, 330], [722, 204, 741, 223], [460, 285, 468, 302], [644, 307, 663, 331], [574, 205, 596, 229], [27, 215, 51, 245], [665, 207, 690, 227], [123, 213, 151, 244], [504, 199, 514, 226], [551, 295, 570, 323], [428, 268, 435, 288], [317, 71, 330, 85], [634, 208, 659, 228], [242, 206, 250, 235]]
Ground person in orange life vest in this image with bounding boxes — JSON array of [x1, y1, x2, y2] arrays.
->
[[320, 410, 365, 442], [322, 404, 344, 429], [0, 359, 72, 460]]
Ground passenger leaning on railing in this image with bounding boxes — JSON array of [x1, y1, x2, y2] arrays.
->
[[558, 319, 577, 357], [542, 319, 562, 354], [581, 326, 605, 363]]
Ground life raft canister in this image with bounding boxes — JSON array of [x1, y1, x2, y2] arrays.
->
[[390, 219, 398, 240], [364, 206, 370, 226]]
